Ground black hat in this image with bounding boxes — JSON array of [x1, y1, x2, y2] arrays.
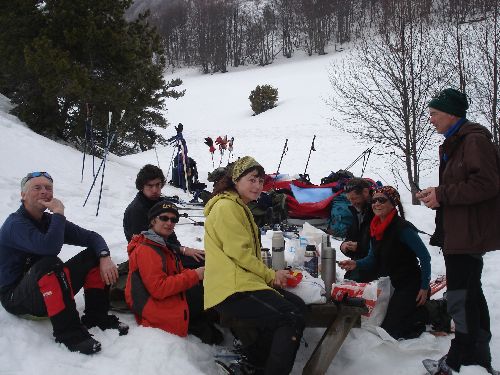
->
[[428, 88, 468, 118], [148, 201, 179, 222]]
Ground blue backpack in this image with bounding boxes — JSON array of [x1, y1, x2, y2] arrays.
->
[[328, 193, 353, 237]]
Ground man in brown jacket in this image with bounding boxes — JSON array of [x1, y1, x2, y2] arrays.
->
[[417, 88, 500, 375]]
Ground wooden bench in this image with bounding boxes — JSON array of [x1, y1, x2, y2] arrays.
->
[[303, 302, 368, 375]]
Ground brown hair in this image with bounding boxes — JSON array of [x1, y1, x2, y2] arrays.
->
[[211, 165, 265, 197]]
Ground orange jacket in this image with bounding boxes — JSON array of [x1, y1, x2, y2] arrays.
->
[[125, 232, 199, 336]]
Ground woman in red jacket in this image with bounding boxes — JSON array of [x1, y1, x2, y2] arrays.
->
[[125, 201, 220, 342]]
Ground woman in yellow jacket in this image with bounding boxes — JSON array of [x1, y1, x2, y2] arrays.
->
[[204, 156, 306, 375]]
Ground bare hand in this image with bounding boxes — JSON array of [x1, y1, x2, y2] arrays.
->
[[273, 269, 292, 288], [39, 198, 65, 215], [341, 241, 358, 252], [195, 266, 205, 280], [417, 187, 440, 209], [185, 247, 205, 262], [99, 256, 118, 285], [339, 260, 357, 271], [416, 289, 428, 306]]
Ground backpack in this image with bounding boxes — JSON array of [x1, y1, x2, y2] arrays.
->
[[247, 191, 288, 227], [321, 170, 354, 185], [327, 193, 353, 237], [171, 156, 199, 189], [109, 261, 130, 312]]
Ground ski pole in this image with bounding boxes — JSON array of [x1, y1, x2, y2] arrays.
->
[[272, 138, 288, 189], [81, 103, 92, 182], [95, 110, 124, 216], [154, 145, 161, 168], [165, 139, 178, 181], [303, 135, 316, 176]]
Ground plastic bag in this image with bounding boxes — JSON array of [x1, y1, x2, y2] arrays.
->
[[284, 270, 327, 304], [362, 277, 392, 327], [331, 277, 392, 326]]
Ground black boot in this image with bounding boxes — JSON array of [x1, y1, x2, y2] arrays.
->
[[425, 299, 452, 332], [81, 313, 129, 336], [41, 267, 101, 354], [81, 288, 129, 335], [55, 325, 101, 355]]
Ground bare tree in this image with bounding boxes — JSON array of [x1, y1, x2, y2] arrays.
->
[[470, 3, 500, 146], [328, 1, 449, 204]]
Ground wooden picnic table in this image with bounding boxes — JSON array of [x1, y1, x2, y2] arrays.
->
[[219, 299, 367, 375], [302, 302, 368, 375]]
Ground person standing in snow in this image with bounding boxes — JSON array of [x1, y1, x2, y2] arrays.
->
[[0, 171, 128, 355], [339, 177, 377, 282], [123, 164, 204, 269], [340, 186, 433, 340], [417, 88, 500, 375], [125, 200, 222, 344], [203, 156, 306, 374]]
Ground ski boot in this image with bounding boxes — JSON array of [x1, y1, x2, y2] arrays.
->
[[422, 356, 454, 375]]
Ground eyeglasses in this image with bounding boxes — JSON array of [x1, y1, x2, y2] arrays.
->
[[371, 197, 389, 204], [27, 172, 53, 181], [157, 215, 179, 223]]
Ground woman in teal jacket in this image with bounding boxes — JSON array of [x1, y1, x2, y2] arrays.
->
[[204, 156, 305, 375]]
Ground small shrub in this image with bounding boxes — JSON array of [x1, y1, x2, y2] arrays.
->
[[249, 84, 278, 115]]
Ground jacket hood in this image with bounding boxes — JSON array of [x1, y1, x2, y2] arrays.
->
[[459, 121, 493, 140], [204, 190, 242, 217], [127, 229, 167, 256]]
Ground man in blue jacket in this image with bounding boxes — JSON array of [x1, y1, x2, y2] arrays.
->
[[0, 172, 128, 355]]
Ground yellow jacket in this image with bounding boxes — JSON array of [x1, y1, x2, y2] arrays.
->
[[203, 191, 276, 309]]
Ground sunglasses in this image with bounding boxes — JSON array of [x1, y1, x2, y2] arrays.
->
[[372, 197, 389, 204], [27, 171, 53, 181], [157, 215, 179, 223]]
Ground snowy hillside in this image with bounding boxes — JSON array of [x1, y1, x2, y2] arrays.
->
[[0, 51, 498, 375]]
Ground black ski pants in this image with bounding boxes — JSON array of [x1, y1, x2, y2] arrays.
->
[[381, 279, 428, 340], [214, 288, 306, 375], [444, 254, 492, 371], [1, 249, 107, 339]]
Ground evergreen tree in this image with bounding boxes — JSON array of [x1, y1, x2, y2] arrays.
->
[[0, 0, 183, 155]]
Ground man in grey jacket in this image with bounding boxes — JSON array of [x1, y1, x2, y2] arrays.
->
[[418, 88, 500, 375]]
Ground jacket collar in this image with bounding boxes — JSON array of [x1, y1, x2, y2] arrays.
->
[[141, 229, 168, 247]]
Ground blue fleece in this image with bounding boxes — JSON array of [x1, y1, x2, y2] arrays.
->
[[0, 205, 108, 288], [356, 227, 431, 290]]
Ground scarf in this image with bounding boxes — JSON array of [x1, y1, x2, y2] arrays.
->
[[370, 208, 397, 240]]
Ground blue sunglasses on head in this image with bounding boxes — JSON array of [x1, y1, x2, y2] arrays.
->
[[21, 172, 53, 189], [26, 171, 53, 181]]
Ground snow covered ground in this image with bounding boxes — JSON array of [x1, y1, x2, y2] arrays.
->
[[0, 50, 498, 374]]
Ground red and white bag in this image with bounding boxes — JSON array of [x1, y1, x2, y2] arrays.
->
[[331, 276, 392, 326]]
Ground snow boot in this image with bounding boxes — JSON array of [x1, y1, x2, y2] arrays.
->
[[81, 313, 129, 336], [215, 358, 257, 375], [425, 299, 452, 333], [55, 326, 101, 355], [423, 356, 455, 375]]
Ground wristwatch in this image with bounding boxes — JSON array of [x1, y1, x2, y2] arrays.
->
[[99, 250, 110, 258]]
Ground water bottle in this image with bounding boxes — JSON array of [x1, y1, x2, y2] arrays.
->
[[321, 246, 336, 300], [271, 231, 286, 270], [261, 248, 272, 268], [304, 244, 318, 277], [321, 233, 331, 251]]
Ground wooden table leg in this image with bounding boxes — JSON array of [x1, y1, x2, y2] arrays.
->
[[302, 307, 361, 375]]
